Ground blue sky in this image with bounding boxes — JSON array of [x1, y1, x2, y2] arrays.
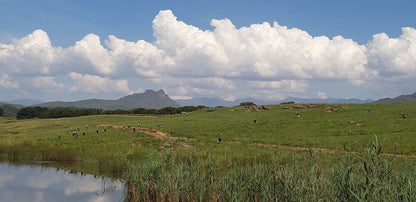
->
[[2, 0, 415, 45], [1, 0, 416, 101]]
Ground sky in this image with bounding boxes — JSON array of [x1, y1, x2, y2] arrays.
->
[[1, 0, 416, 102]]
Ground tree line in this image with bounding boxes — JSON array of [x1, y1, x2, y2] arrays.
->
[[17, 107, 102, 119], [16, 105, 206, 119]]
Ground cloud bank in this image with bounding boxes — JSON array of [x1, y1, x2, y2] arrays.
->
[[1, 10, 415, 101]]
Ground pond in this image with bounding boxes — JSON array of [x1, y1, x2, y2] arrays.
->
[[0, 162, 125, 202]]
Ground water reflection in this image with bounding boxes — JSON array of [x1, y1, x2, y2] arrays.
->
[[0, 162, 125, 202]]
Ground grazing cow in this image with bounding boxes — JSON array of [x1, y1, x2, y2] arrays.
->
[[253, 119, 257, 123], [367, 108, 371, 113], [296, 111, 301, 117], [58, 134, 62, 139], [157, 124, 162, 130], [96, 129, 99, 134], [133, 128, 136, 132], [137, 124, 141, 128], [83, 132, 86, 136], [218, 134, 222, 143], [104, 128, 107, 133], [402, 113, 407, 119]]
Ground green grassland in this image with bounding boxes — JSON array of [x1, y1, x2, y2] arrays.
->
[[0, 103, 415, 201]]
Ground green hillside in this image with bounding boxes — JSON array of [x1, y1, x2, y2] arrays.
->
[[374, 92, 416, 103], [36, 89, 180, 110]]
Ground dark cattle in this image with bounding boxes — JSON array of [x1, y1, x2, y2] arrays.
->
[[261, 105, 269, 110], [133, 128, 136, 132], [402, 113, 407, 119], [83, 132, 86, 136], [253, 119, 257, 123], [218, 134, 222, 143], [96, 129, 99, 134]]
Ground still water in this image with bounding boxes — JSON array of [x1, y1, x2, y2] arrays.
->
[[0, 162, 125, 202]]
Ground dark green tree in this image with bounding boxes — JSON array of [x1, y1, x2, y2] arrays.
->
[[239, 102, 255, 107]]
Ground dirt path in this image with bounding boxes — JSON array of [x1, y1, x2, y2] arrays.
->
[[97, 124, 416, 160], [97, 124, 174, 140]]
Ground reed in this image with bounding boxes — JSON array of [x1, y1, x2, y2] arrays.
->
[[3, 143, 75, 162], [124, 138, 415, 201]]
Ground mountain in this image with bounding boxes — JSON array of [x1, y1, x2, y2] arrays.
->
[[36, 89, 180, 110], [373, 92, 416, 103], [175, 97, 234, 107], [0, 103, 25, 117], [176, 96, 372, 107], [233, 97, 277, 105], [175, 97, 277, 107], [0, 99, 42, 106]]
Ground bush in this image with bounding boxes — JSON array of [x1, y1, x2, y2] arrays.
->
[[239, 102, 256, 106]]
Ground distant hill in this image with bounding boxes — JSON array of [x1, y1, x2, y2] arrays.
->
[[0, 103, 25, 117], [36, 89, 180, 110], [281, 97, 373, 104], [175, 97, 234, 107], [176, 96, 371, 107], [175, 97, 274, 107], [0, 99, 43, 106], [373, 92, 416, 103], [233, 97, 277, 105]]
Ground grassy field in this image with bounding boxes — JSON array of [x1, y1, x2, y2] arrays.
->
[[0, 103, 415, 201]]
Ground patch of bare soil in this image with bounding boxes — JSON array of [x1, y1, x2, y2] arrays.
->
[[97, 124, 193, 149], [97, 124, 173, 140]]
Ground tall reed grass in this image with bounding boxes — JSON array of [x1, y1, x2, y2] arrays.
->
[[0, 143, 75, 162], [124, 138, 415, 201]]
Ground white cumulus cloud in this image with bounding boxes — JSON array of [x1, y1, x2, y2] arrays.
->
[[0, 9, 415, 100], [317, 91, 328, 99], [30, 76, 65, 92], [367, 27, 416, 78], [69, 72, 131, 94], [150, 10, 376, 85], [0, 29, 62, 76], [0, 74, 19, 89]]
